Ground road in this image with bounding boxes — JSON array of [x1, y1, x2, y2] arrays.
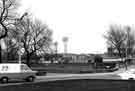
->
[[37, 73, 121, 82], [36, 66, 128, 82], [0, 72, 122, 86], [0, 66, 132, 86]]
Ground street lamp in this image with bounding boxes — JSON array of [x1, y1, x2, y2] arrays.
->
[[62, 37, 68, 54], [54, 41, 58, 61], [125, 26, 131, 59], [54, 41, 58, 54], [16, 12, 28, 64], [124, 26, 131, 70]]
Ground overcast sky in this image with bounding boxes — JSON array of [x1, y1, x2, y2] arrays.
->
[[18, 0, 135, 54]]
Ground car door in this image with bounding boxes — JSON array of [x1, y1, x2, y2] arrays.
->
[[20, 64, 34, 79]]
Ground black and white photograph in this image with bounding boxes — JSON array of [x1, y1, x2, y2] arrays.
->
[[0, 0, 135, 91]]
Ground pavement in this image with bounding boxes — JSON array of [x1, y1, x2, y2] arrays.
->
[[114, 65, 135, 74]]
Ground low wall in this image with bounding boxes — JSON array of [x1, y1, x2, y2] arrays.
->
[[0, 79, 135, 91]]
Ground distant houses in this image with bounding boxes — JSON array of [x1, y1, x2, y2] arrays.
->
[[39, 53, 125, 64], [40, 53, 95, 64], [62, 53, 94, 63], [2, 50, 127, 64]]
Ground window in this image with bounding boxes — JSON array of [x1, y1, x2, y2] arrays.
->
[[1, 66, 8, 71], [21, 65, 31, 72]]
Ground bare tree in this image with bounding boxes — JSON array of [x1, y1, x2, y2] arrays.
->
[[0, 0, 19, 63], [104, 25, 135, 70], [14, 17, 52, 66], [104, 25, 127, 58], [125, 26, 135, 57], [104, 25, 135, 57]]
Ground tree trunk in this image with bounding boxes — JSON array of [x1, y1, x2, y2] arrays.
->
[[26, 53, 30, 67], [118, 48, 128, 70], [117, 48, 122, 58]]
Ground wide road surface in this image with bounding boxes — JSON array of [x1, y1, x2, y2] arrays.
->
[[1, 65, 132, 86], [0, 71, 122, 86], [36, 67, 128, 82], [39, 72, 121, 81]]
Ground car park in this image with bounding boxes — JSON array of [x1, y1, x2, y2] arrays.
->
[[118, 69, 135, 80], [0, 63, 37, 83]]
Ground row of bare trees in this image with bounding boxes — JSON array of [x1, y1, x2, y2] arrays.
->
[[0, 0, 53, 66]]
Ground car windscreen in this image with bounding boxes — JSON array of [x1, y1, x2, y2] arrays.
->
[[21, 65, 32, 72]]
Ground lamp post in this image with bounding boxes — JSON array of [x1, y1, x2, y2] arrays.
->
[[124, 26, 131, 70], [54, 41, 58, 54], [125, 26, 131, 59], [17, 12, 28, 64], [54, 41, 58, 61], [62, 37, 68, 54]]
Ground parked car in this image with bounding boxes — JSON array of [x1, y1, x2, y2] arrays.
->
[[0, 63, 37, 83], [118, 69, 135, 80], [93, 62, 119, 72]]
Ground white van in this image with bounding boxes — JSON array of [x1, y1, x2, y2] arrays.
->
[[0, 63, 37, 83]]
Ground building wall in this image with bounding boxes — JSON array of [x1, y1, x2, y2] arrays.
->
[[63, 54, 92, 63]]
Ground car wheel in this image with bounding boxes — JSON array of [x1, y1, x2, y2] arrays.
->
[[26, 76, 35, 82], [1, 77, 8, 83]]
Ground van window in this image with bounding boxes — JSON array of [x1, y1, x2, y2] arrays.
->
[[1, 66, 8, 71], [21, 65, 31, 72]]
